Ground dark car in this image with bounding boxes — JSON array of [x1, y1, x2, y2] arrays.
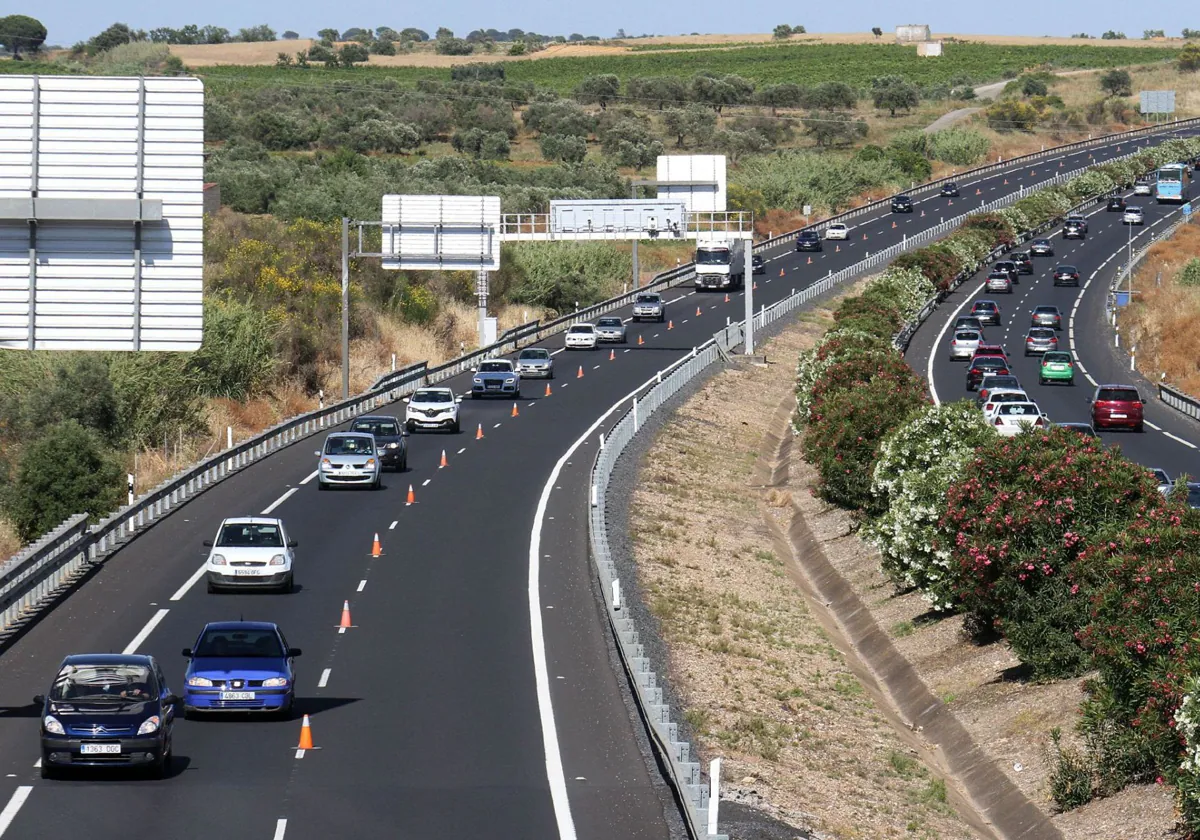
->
[[1053, 265, 1081, 287], [941, 182, 960, 197], [349, 415, 408, 471], [977, 374, 1022, 404], [36, 654, 178, 779], [967, 356, 1011, 391], [795, 230, 822, 252], [954, 315, 986, 335], [1057, 422, 1098, 438], [994, 260, 1019, 282], [970, 300, 1001, 326], [1063, 217, 1087, 239], [182, 621, 300, 719], [752, 254, 765, 274], [1029, 238, 1054, 256], [1106, 195, 1127, 212], [1089, 384, 1145, 432], [1010, 252, 1033, 274], [891, 194, 914, 213], [1031, 305, 1062, 329]]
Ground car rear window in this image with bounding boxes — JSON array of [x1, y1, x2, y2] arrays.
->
[[972, 303, 997, 312], [974, 357, 1007, 368], [1034, 306, 1057, 313], [955, 331, 980, 341], [1029, 329, 1055, 338], [1043, 352, 1071, 363], [1098, 388, 1139, 402], [1056, 266, 1077, 273], [999, 404, 1040, 416], [597, 318, 622, 327]]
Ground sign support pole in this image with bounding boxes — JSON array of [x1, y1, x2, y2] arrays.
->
[[341, 217, 350, 400], [743, 238, 754, 355], [477, 270, 489, 349]]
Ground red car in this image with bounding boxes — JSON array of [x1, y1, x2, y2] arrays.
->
[[972, 344, 1009, 363], [1089, 384, 1145, 432]]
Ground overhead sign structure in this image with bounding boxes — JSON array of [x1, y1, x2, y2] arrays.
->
[[0, 75, 205, 351], [549, 199, 687, 238], [1140, 90, 1176, 115], [381, 195, 501, 271], [656, 155, 726, 213]]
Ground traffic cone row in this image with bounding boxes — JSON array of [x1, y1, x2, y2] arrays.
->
[[406, 484, 415, 505], [476, 423, 484, 439], [370, 533, 382, 557], [440, 449, 448, 468]]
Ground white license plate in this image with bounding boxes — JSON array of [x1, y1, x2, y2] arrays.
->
[[234, 569, 261, 576], [80, 743, 121, 755], [220, 691, 255, 701], [1111, 413, 1127, 419]]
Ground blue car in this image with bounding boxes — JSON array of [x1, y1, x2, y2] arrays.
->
[[36, 653, 179, 779], [182, 621, 300, 718]]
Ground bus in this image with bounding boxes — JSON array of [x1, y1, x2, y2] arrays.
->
[[1156, 163, 1190, 204]]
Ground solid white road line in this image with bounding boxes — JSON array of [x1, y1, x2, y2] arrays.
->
[[318, 669, 331, 688], [170, 565, 207, 602], [299, 469, 319, 485], [0, 787, 33, 838], [123, 609, 170, 655], [261, 487, 298, 515], [273, 819, 288, 840], [927, 278, 988, 405]]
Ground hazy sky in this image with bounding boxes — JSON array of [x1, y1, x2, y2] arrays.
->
[[28, 0, 1195, 46]]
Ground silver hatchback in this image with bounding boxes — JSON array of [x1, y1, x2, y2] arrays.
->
[[948, 329, 982, 360], [594, 316, 627, 343], [316, 432, 381, 490], [516, 347, 554, 379], [1023, 327, 1059, 356]]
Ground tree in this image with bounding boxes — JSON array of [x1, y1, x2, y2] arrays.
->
[[1099, 68, 1132, 97], [574, 75, 620, 110], [0, 14, 47, 59], [713, 128, 769, 163], [756, 83, 805, 114], [568, 33, 584, 41], [872, 79, 919, 116], [375, 27, 399, 41], [370, 39, 396, 55], [1020, 75, 1048, 97], [804, 111, 868, 146], [539, 133, 588, 163], [435, 27, 453, 39], [662, 104, 717, 147], [871, 26, 883, 39], [615, 28, 627, 39], [1185, 29, 1200, 39], [1143, 29, 1165, 39], [804, 80, 857, 110], [282, 30, 300, 40], [435, 36, 473, 55], [337, 43, 369, 66], [89, 22, 138, 53], [627, 76, 688, 109], [342, 27, 370, 41], [201, 25, 229, 44], [317, 28, 340, 43], [237, 25, 276, 42], [1101, 30, 1126, 39], [690, 72, 754, 113], [1181, 44, 1200, 72], [400, 28, 429, 42], [773, 24, 793, 39]]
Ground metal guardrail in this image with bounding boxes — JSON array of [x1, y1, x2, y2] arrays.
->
[[1160, 383, 1200, 421]]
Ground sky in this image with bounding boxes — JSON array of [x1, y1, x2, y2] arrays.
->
[[27, 0, 1197, 47]]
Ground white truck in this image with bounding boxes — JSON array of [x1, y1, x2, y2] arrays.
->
[[693, 236, 746, 291]]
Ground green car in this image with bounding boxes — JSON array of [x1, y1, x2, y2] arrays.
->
[[1039, 351, 1075, 385]]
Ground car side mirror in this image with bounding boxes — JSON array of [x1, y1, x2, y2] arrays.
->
[[163, 693, 180, 706], [402, 397, 410, 403], [202, 540, 213, 547], [287, 539, 299, 548], [314, 450, 322, 457], [1086, 398, 1093, 404], [181, 648, 193, 658], [470, 367, 478, 374], [455, 396, 464, 403], [288, 648, 302, 657], [33, 694, 45, 706], [1141, 398, 1147, 404]]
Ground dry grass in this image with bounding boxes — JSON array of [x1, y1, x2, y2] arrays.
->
[[1049, 64, 1200, 119], [0, 516, 21, 560]]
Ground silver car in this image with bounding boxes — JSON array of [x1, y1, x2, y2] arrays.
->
[[316, 432, 381, 490], [986, 272, 1012, 294], [594, 316, 627, 343], [1030, 305, 1062, 330], [949, 329, 982, 360], [515, 347, 554, 379], [1122, 207, 1145, 225], [1151, 468, 1173, 496], [632, 293, 666, 323], [1023, 327, 1058, 356]]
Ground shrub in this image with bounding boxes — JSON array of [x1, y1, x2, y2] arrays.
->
[[435, 37, 474, 56], [793, 329, 891, 425], [539, 133, 588, 163], [1180, 258, 1200, 287], [925, 128, 990, 165], [1048, 728, 1095, 810], [599, 119, 663, 168], [189, 296, 278, 399], [985, 100, 1041, 132], [497, 241, 631, 313], [1099, 68, 1133, 97]]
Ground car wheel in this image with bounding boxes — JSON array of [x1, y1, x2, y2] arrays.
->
[[183, 706, 197, 721], [451, 421, 460, 434], [282, 576, 294, 594], [1135, 422, 1145, 433], [40, 762, 58, 780], [372, 476, 381, 490], [405, 421, 415, 433], [152, 752, 171, 780], [471, 393, 479, 400], [206, 581, 216, 594], [278, 697, 294, 721], [401, 456, 408, 472], [317, 480, 327, 491]]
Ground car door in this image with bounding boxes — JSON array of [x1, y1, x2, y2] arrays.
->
[[154, 661, 176, 735], [278, 630, 297, 682]]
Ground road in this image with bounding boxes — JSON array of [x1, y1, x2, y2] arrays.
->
[[906, 187, 1200, 479], [0, 126, 1195, 840]]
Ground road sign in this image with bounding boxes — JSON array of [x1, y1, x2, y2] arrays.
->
[[1183, 202, 1193, 217], [381, 195, 501, 271], [549, 199, 686, 237], [656, 155, 726, 212], [1139, 90, 1176, 115], [0, 75, 205, 351]]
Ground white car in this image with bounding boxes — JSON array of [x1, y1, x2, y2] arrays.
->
[[948, 329, 982, 360], [825, 223, 849, 240], [565, 323, 598, 350], [204, 517, 296, 593], [404, 387, 461, 433], [991, 401, 1048, 437], [1122, 207, 1144, 225], [981, 389, 1030, 421], [1134, 181, 1153, 195]]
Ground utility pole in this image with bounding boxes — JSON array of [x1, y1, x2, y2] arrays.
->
[[341, 217, 350, 400], [631, 181, 639, 289], [743, 233, 754, 355]]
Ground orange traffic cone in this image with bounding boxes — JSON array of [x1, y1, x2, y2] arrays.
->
[[920, 209, 925, 217], [609, 349, 615, 361], [753, 281, 758, 290], [406, 484, 415, 505], [667, 320, 674, 330], [862, 232, 868, 240], [806, 256, 812, 264], [835, 244, 840, 252], [577, 365, 584, 378], [695, 305, 702, 316], [724, 293, 730, 303], [439, 450, 448, 468], [948, 198, 953, 205], [779, 267, 784, 277], [476, 423, 484, 440], [338, 600, 352, 629], [1003, 178, 1008, 185], [297, 714, 315, 750], [1030, 170, 1036, 176], [891, 220, 897, 228], [371, 533, 382, 557], [544, 383, 552, 396], [511, 402, 519, 417], [975, 188, 981, 195], [637, 334, 644, 345]]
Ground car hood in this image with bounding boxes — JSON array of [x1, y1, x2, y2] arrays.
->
[[48, 699, 160, 734], [409, 400, 455, 410], [188, 657, 289, 680], [475, 369, 516, 378], [210, 546, 286, 561], [323, 453, 376, 465]]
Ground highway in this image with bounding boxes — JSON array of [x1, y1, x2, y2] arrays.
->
[[906, 184, 1200, 480], [0, 126, 1195, 840]]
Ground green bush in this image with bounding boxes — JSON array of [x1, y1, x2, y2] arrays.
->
[[1179, 258, 1200, 287], [925, 128, 991, 165], [189, 297, 279, 399], [1048, 728, 1095, 810], [497, 241, 631, 313], [539, 133, 588, 163]]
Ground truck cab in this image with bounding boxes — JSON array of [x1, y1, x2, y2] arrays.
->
[[694, 237, 746, 291]]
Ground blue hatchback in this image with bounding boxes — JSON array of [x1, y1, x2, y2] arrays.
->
[[182, 622, 300, 718]]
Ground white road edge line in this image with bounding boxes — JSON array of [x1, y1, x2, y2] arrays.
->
[[261, 487, 298, 515], [0, 786, 33, 838], [170, 564, 207, 602], [123, 609, 170, 655], [318, 669, 331, 688], [927, 278, 988, 405]]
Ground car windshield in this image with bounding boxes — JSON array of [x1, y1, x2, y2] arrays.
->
[[955, 331, 980, 341], [1188, 486, 1200, 508], [1098, 388, 1139, 402], [568, 325, 594, 334], [1013, 253, 1029, 260], [695, 249, 730, 265], [216, 522, 283, 548], [479, 361, 513, 372], [194, 628, 284, 658], [973, 304, 997, 313], [635, 295, 661, 304], [1043, 352, 1072, 363], [982, 376, 1019, 389], [351, 419, 400, 437], [324, 436, 374, 455], [999, 404, 1040, 416], [518, 349, 550, 361], [1152, 469, 1170, 484], [51, 663, 155, 701], [829, 224, 846, 230], [411, 390, 452, 403], [597, 318, 622, 327], [1035, 240, 1050, 245]]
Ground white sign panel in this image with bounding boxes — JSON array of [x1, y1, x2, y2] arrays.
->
[[656, 155, 727, 213], [1140, 90, 1176, 114], [549, 199, 686, 236], [381, 195, 501, 271], [0, 75, 205, 351]]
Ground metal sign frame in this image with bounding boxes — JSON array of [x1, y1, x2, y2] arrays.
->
[[656, 155, 727, 212], [549, 199, 687, 238], [380, 195, 501, 271], [1140, 90, 1176, 115]]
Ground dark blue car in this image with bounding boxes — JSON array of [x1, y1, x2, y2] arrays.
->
[[36, 653, 178, 779], [182, 621, 300, 718]]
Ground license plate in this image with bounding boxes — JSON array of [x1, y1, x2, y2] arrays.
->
[[80, 743, 121, 755], [234, 569, 260, 576], [1111, 414, 1127, 419], [220, 691, 255, 701]]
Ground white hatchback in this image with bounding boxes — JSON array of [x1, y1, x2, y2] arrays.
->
[[825, 223, 849, 240], [565, 324, 598, 350], [991, 401, 1048, 437], [204, 517, 297, 593], [981, 389, 1030, 421]]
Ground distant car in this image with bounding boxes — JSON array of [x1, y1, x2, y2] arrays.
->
[[403, 387, 461, 433], [1010, 252, 1033, 274], [1106, 195, 1127, 212], [182, 621, 299, 719], [515, 348, 554, 380], [991, 401, 1048, 437], [1039, 351, 1075, 385], [1031, 305, 1062, 329], [891, 194, 914, 213], [1053, 265, 1081, 287], [967, 356, 1011, 391], [1089, 384, 1145, 432], [1150, 468, 1173, 495], [972, 343, 1009, 363], [594, 316, 627, 343], [349, 415, 407, 471], [1057, 422, 1098, 438], [1134, 180, 1153, 196], [472, 359, 521, 396], [977, 374, 1022, 404], [970, 300, 1001, 325], [981, 389, 1031, 421], [36, 654, 178, 779], [1030, 238, 1055, 256], [1024, 327, 1059, 356], [1064, 214, 1088, 238], [752, 254, 765, 274], [203, 517, 297, 593], [1122, 207, 1145, 225], [986, 271, 1013, 293], [994, 260, 1019, 282], [941, 181, 960, 197], [825, 223, 849, 240], [316, 432, 381, 490], [795, 230, 823, 251], [564, 324, 598, 351], [632, 292, 666, 323], [954, 316, 986, 335], [1185, 483, 1200, 510], [948, 329, 983, 360]]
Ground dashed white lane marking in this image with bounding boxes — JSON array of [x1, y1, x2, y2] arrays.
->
[[389, 521, 397, 530], [171, 564, 208, 601], [273, 819, 288, 840], [318, 669, 331, 689], [295, 749, 305, 759], [123, 608, 170, 655], [457, 448, 466, 454], [1165, 431, 1199, 449], [299, 469, 319, 485], [357, 579, 367, 592], [0, 787, 33, 838], [422, 479, 431, 487], [1146, 421, 1162, 431], [260, 487, 298, 515], [493, 423, 502, 429]]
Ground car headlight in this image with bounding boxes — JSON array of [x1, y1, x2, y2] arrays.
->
[[138, 716, 161, 735], [269, 554, 286, 566], [261, 677, 289, 687], [209, 554, 226, 566], [43, 715, 64, 735], [473, 378, 482, 384], [505, 377, 515, 383], [321, 458, 333, 470], [366, 458, 376, 467], [387, 442, 399, 449], [187, 676, 213, 687]]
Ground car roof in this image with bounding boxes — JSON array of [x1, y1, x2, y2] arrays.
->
[[354, 415, 399, 422], [1033, 305, 1059, 310], [200, 621, 280, 633], [327, 431, 374, 438], [62, 653, 153, 667], [219, 516, 284, 526], [1097, 383, 1138, 390]]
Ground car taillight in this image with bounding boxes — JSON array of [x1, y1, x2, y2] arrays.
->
[[1034, 417, 1045, 426], [995, 417, 1004, 425]]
